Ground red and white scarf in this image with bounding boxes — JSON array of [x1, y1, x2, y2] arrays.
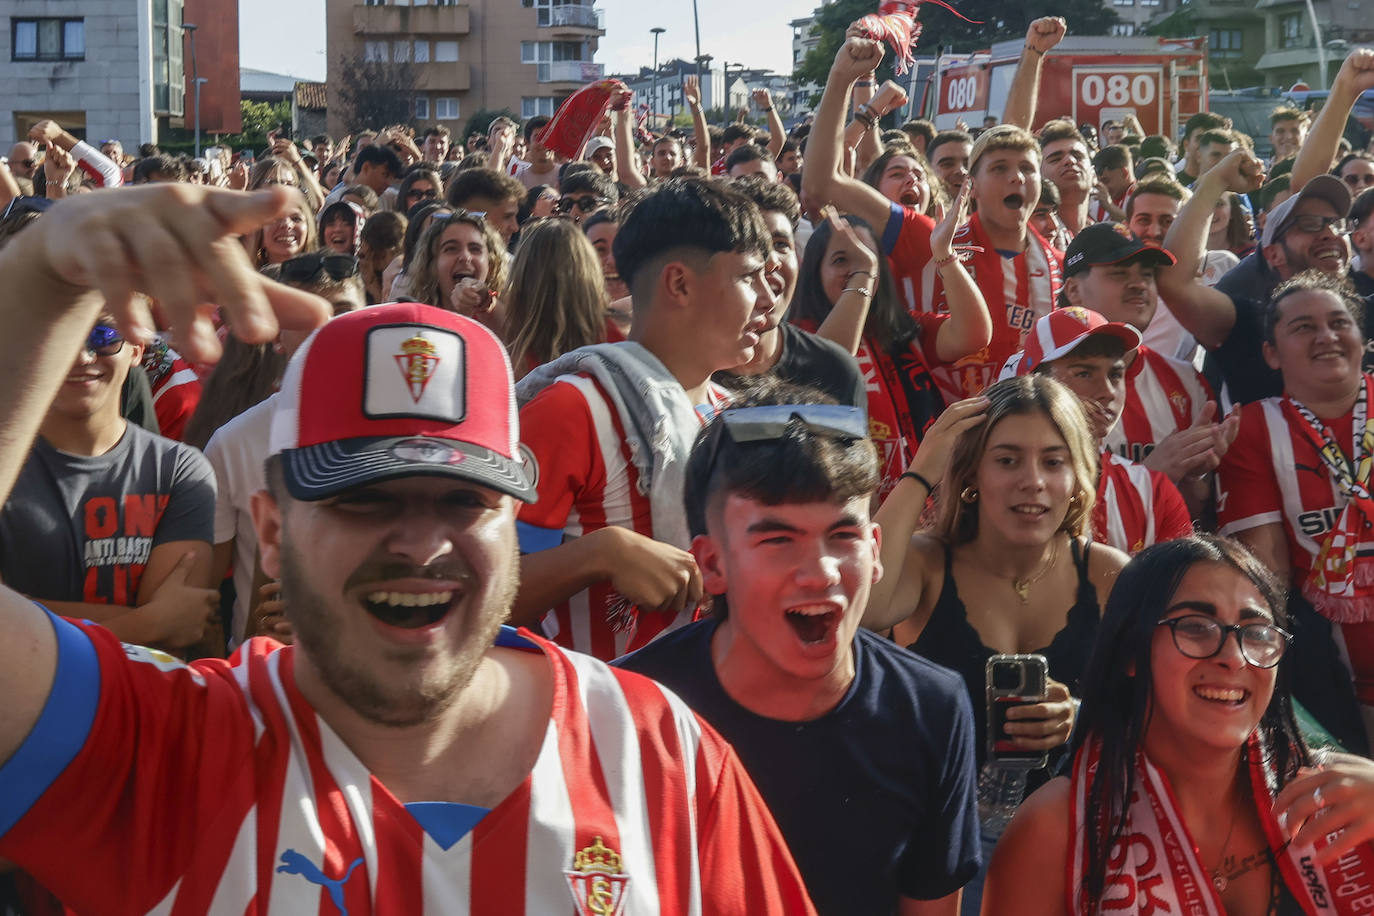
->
[[1068, 737, 1374, 915], [1286, 374, 1374, 622]]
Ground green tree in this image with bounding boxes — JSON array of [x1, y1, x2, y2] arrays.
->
[[794, 0, 1119, 100], [240, 100, 292, 139]]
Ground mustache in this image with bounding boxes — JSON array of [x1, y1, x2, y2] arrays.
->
[[344, 560, 474, 591]]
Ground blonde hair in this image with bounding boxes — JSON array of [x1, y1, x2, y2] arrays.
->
[[502, 218, 607, 373], [969, 124, 1040, 176], [396, 210, 507, 307], [243, 190, 318, 268], [931, 375, 1098, 544]]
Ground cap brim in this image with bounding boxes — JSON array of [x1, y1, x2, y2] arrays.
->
[[281, 436, 537, 503], [1034, 322, 1142, 368]]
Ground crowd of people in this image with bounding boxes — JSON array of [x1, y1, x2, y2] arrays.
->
[[10, 11, 1374, 915]]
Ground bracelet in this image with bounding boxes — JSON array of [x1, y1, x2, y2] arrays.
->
[[841, 286, 873, 298], [855, 80, 874, 87], [854, 108, 877, 129], [761, 107, 773, 112], [1025, 44, 1045, 56], [933, 251, 960, 268], [900, 471, 935, 493]]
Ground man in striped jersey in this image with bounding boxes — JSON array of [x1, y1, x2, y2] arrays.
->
[[1060, 222, 1237, 512], [1016, 308, 1193, 555], [511, 179, 776, 661], [0, 185, 815, 915]]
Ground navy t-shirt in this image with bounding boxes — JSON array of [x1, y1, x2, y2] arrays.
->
[[616, 620, 981, 915]]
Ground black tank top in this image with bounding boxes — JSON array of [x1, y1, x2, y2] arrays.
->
[[907, 538, 1102, 770]]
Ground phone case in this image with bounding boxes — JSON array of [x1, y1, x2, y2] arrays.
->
[[985, 653, 1049, 768]]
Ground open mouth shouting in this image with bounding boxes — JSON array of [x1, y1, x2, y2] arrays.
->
[[899, 189, 922, 207], [784, 602, 842, 646], [362, 588, 457, 630], [1003, 193, 1026, 211]]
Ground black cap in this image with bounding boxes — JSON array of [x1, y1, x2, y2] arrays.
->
[[1063, 222, 1178, 277]]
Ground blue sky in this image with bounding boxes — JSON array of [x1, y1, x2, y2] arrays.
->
[[237, 0, 822, 81]]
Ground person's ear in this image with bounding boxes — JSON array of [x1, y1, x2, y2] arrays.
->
[[1262, 241, 1287, 273], [1262, 339, 1281, 371], [869, 522, 884, 587], [691, 533, 728, 596], [252, 489, 285, 580], [1064, 275, 1085, 308], [661, 260, 695, 310]]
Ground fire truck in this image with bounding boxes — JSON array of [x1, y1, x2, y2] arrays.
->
[[920, 34, 1208, 140]]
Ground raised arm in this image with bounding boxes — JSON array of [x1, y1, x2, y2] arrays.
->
[[684, 76, 711, 170], [1157, 149, 1263, 348], [613, 97, 648, 189], [928, 183, 992, 361], [845, 75, 885, 176], [0, 185, 329, 781], [1290, 49, 1374, 191], [754, 88, 786, 159], [814, 208, 880, 354], [801, 29, 895, 232], [1001, 18, 1066, 130], [29, 119, 121, 188]]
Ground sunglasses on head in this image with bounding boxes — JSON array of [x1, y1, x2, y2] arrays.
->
[[432, 209, 486, 226], [701, 404, 868, 481], [85, 324, 126, 358], [555, 195, 608, 215], [281, 252, 360, 283]]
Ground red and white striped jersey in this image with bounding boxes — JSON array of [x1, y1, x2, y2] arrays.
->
[[888, 208, 1063, 403], [1093, 450, 1193, 555], [1217, 397, 1353, 588], [0, 613, 815, 916], [517, 375, 720, 660], [1103, 345, 1212, 464]]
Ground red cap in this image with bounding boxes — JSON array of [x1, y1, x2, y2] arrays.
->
[[1018, 307, 1141, 375], [269, 302, 535, 502]]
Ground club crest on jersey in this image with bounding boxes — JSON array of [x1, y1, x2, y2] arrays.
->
[[565, 836, 630, 916], [1169, 390, 1187, 415], [395, 334, 440, 403]]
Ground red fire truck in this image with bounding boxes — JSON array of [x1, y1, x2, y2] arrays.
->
[[922, 34, 1208, 140]]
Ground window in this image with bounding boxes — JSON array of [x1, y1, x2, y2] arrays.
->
[[1210, 28, 1243, 57], [519, 40, 588, 63], [12, 18, 84, 61], [434, 40, 459, 62], [364, 0, 386, 6], [393, 40, 411, 62], [365, 41, 388, 62], [1280, 13, 1302, 48], [1113, 0, 1134, 6], [522, 96, 556, 118], [1140, 0, 1160, 6], [414, 96, 429, 120], [435, 97, 459, 119], [413, 40, 429, 62], [1111, 23, 1137, 35]]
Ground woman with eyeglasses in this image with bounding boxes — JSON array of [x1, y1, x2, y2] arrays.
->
[[983, 534, 1374, 916], [393, 210, 508, 333]]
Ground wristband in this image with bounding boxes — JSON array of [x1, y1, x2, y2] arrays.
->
[[900, 471, 934, 493], [855, 80, 874, 87], [854, 107, 877, 129], [933, 251, 960, 268], [1025, 44, 1045, 56]]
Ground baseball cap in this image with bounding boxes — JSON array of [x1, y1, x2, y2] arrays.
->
[[1063, 222, 1177, 277], [584, 136, 615, 157], [268, 302, 536, 502], [1261, 174, 1351, 247], [1017, 306, 1141, 376]]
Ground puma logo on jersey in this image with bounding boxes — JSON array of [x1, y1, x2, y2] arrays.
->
[[277, 849, 364, 915]]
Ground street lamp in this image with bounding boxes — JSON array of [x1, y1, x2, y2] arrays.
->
[[696, 54, 713, 112], [651, 27, 666, 130], [182, 22, 202, 157]]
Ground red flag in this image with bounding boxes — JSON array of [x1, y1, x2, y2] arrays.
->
[[535, 78, 629, 160]]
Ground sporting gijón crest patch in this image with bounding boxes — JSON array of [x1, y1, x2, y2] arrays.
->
[[565, 836, 631, 916]]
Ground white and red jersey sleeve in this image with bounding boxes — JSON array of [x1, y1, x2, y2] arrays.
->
[[516, 375, 689, 660], [0, 617, 815, 914], [1093, 450, 1193, 554], [70, 140, 123, 188], [1217, 398, 1348, 587], [1104, 345, 1214, 464]]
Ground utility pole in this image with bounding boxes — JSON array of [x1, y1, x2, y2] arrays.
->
[[692, 0, 703, 84], [182, 22, 201, 157], [651, 27, 666, 130]]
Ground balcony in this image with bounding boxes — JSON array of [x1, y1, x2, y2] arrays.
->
[[545, 4, 605, 35], [538, 60, 604, 83], [354, 4, 470, 36], [413, 62, 471, 92]]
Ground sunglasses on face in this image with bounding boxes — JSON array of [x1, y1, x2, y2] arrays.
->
[[85, 324, 126, 358], [281, 252, 361, 283], [701, 404, 868, 482], [1345, 174, 1374, 188], [1156, 614, 1291, 669], [555, 195, 608, 215], [406, 187, 439, 201]]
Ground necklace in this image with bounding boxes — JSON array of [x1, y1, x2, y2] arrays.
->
[[1210, 805, 1240, 893], [1005, 539, 1059, 604]]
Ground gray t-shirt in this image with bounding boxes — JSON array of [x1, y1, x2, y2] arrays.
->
[[0, 424, 216, 604]]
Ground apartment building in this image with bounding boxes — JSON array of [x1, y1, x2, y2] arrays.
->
[[2, 0, 237, 146], [325, 0, 605, 137]]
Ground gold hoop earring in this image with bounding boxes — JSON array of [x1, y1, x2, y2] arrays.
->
[[960, 486, 978, 504]]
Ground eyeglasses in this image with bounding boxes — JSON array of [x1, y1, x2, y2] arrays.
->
[[84, 324, 126, 358], [700, 404, 869, 482], [1156, 614, 1292, 669], [555, 195, 609, 215], [1286, 214, 1348, 235], [406, 187, 439, 201], [281, 252, 360, 283]]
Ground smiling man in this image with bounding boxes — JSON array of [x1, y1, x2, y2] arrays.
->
[[617, 395, 980, 916], [0, 188, 814, 914]]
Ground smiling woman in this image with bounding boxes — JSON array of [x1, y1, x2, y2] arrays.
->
[[983, 535, 1374, 916]]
